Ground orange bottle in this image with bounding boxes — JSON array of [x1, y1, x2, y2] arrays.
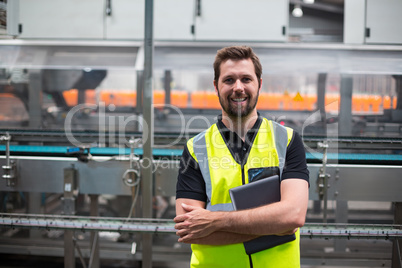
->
[[63, 89, 78, 106], [191, 91, 207, 109]]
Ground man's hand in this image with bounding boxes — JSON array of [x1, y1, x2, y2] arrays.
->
[[174, 203, 222, 243]]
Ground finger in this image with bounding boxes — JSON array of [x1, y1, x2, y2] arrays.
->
[[176, 229, 187, 237], [173, 215, 182, 223], [181, 203, 198, 212], [173, 214, 187, 223], [178, 234, 192, 243], [174, 222, 187, 230], [181, 203, 191, 211]]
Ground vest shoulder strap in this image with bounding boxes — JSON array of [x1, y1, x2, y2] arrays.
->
[[269, 120, 290, 180]]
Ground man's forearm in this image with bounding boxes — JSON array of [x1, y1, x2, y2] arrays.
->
[[174, 179, 308, 242], [217, 201, 304, 236], [175, 202, 302, 240], [210, 180, 308, 236]]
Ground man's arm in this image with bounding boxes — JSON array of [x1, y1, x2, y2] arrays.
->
[[174, 179, 308, 243], [176, 198, 259, 245], [176, 198, 205, 216]]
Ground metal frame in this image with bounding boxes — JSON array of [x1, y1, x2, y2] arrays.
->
[[0, 155, 401, 266], [0, 213, 401, 240], [1, 157, 401, 202]]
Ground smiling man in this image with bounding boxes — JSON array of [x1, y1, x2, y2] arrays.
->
[[175, 46, 309, 268]]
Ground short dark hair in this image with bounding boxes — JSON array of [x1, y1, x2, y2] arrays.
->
[[213, 46, 262, 88]]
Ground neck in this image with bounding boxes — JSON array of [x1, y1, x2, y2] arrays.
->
[[221, 111, 258, 141]]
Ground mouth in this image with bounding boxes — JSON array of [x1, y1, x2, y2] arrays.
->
[[231, 97, 247, 103]]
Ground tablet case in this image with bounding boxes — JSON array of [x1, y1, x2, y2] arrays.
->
[[229, 175, 296, 255]]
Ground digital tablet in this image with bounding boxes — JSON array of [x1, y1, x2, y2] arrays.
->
[[229, 175, 296, 255]]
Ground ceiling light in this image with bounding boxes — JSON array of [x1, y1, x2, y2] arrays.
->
[[292, 4, 303, 17], [303, 0, 315, 4]]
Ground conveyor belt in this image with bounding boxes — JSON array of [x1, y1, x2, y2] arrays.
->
[[2, 129, 402, 149], [0, 145, 183, 158], [0, 129, 182, 146], [0, 213, 175, 234], [0, 213, 401, 240], [303, 136, 402, 150], [1, 145, 402, 164], [2, 130, 402, 163], [301, 223, 402, 240], [305, 151, 402, 165]]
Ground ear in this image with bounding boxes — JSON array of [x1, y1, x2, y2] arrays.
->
[[259, 78, 262, 91], [214, 80, 219, 96]]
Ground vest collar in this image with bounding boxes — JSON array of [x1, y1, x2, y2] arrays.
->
[[216, 113, 263, 165]]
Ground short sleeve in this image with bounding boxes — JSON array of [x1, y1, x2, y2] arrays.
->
[[282, 131, 309, 183], [176, 145, 207, 202]]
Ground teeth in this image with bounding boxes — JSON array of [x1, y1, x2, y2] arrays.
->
[[232, 98, 246, 102]]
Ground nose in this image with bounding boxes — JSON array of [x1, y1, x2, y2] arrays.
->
[[234, 79, 244, 92]]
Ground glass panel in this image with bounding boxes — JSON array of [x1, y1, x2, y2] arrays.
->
[[0, 43, 401, 142]]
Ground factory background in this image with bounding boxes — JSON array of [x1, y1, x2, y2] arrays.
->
[[0, 0, 401, 267]]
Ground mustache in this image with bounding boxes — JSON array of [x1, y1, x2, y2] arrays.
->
[[228, 93, 249, 99]]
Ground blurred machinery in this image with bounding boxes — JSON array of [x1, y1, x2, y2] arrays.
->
[[1, 0, 402, 267], [1, 43, 402, 268]]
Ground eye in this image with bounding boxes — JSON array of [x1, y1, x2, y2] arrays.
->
[[224, 78, 234, 83], [242, 77, 252, 83]]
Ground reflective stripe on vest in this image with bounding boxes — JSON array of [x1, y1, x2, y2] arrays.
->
[[271, 121, 288, 180], [193, 130, 234, 211]]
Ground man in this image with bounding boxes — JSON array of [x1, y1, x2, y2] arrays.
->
[[174, 46, 309, 267]]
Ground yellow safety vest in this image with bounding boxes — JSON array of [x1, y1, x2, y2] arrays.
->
[[186, 118, 300, 268]]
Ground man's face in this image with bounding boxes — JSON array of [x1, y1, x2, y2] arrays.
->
[[214, 58, 261, 118]]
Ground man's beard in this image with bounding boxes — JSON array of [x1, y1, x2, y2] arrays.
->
[[217, 90, 259, 118]]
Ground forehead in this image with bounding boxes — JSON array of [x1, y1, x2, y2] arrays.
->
[[219, 58, 256, 78]]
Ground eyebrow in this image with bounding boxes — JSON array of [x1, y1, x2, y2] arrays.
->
[[221, 73, 253, 80], [221, 75, 233, 80]]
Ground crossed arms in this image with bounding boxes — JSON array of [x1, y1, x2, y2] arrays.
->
[[174, 178, 309, 245]]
